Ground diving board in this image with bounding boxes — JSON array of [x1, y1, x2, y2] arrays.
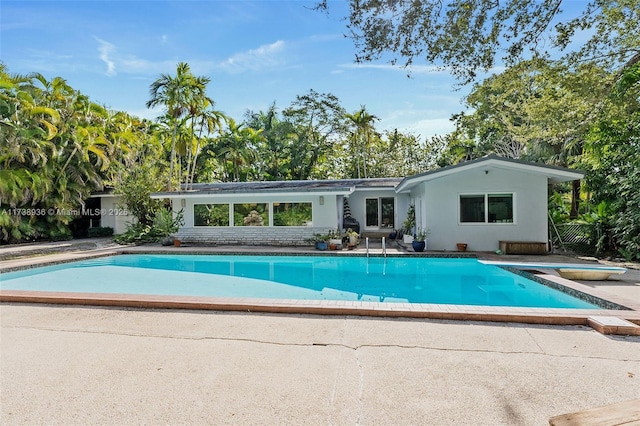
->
[[480, 261, 626, 281]]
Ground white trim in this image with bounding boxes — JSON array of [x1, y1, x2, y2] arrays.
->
[[396, 157, 584, 193], [458, 192, 517, 225], [363, 196, 396, 230], [151, 189, 352, 199]]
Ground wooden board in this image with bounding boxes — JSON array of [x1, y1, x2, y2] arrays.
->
[[549, 398, 640, 426], [499, 241, 548, 255]]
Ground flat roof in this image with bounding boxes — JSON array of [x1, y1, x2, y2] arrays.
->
[[151, 178, 402, 198]]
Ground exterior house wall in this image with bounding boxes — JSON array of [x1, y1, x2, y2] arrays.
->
[[98, 196, 136, 234], [420, 168, 548, 251], [170, 194, 340, 245], [347, 189, 406, 232]]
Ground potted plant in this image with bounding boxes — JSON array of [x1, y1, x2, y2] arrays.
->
[[154, 209, 185, 246], [402, 204, 416, 243], [328, 229, 342, 250], [412, 228, 430, 252], [346, 228, 359, 249], [306, 233, 329, 250], [456, 243, 468, 252]]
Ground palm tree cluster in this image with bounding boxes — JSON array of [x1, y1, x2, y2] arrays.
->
[[1, 62, 435, 243], [0, 64, 161, 241]]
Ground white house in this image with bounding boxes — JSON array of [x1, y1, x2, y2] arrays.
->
[[394, 155, 584, 251], [149, 178, 405, 246], [98, 155, 583, 252]]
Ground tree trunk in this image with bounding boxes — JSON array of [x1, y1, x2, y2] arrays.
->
[[570, 179, 581, 219]]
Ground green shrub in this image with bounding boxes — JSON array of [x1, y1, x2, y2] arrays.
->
[[88, 227, 114, 237]]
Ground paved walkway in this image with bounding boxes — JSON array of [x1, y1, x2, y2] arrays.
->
[[1, 304, 639, 425], [1, 240, 639, 424]]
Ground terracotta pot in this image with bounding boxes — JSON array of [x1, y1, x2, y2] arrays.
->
[[456, 243, 467, 252], [174, 239, 181, 247]]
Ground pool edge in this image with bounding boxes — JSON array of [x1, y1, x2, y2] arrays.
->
[[2, 250, 639, 334], [2, 289, 639, 327]]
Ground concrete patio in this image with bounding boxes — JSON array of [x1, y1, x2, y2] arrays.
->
[[1, 239, 639, 424], [1, 304, 639, 425]]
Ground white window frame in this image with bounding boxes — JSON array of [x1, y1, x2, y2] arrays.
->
[[458, 192, 516, 225], [364, 197, 396, 230]]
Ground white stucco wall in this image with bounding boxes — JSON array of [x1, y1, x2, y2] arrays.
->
[[98, 196, 136, 234], [347, 189, 408, 231], [169, 193, 342, 245], [416, 168, 549, 251]]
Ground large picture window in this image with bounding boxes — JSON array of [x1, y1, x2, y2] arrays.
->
[[273, 202, 312, 226], [194, 204, 229, 226], [233, 203, 269, 226], [460, 193, 513, 224]]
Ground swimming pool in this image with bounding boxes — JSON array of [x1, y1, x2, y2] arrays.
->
[[0, 254, 601, 309]]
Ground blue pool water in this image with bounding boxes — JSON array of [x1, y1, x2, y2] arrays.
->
[[0, 254, 601, 309]]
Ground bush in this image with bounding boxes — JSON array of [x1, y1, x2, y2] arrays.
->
[[88, 227, 114, 237], [113, 209, 184, 244]]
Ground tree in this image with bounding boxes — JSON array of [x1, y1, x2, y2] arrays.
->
[[147, 62, 208, 189], [449, 60, 615, 216], [283, 90, 347, 180], [345, 105, 379, 178], [215, 119, 263, 182], [317, 0, 640, 84]]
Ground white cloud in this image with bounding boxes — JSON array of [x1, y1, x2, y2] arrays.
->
[[338, 62, 507, 77], [338, 62, 449, 74], [220, 40, 287, 73], [379, 105, 457, 138], [94, 37, 116, 76]]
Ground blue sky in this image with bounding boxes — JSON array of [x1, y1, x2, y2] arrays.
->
[[1, 1, 587, 139], [1, 0, 469, 138]]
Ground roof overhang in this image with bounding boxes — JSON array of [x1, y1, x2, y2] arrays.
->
[[151, 187, 355, 199], [395, 155, 585, 193]]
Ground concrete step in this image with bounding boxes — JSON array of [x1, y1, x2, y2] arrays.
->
[[587, 316, 640, 336]]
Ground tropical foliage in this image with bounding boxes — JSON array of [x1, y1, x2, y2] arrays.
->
[[2, 46, 638, 259], [320, 0, 640, 84]]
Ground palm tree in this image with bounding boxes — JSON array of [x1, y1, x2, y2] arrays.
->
[[187, 106, 227, 188], [216, 119, 262, 181], [146, 62, 200, 190], [345, 105, 379, 178]]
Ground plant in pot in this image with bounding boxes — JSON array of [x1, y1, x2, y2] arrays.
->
[[346, 228, 359, 249], [307, 233, 329, 250], [155, 209, 185, 246], [402, 204, 416, 243], [328, 229, 342, 250], [412, 228, 430, 252]]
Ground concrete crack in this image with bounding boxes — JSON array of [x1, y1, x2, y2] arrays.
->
[[6, 325, 640, 362]]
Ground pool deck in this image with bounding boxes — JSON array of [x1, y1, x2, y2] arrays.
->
[[1, 239, 639, 334], [1, 239, 640, 424]]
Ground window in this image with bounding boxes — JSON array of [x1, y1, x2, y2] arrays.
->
[[194, 204, 229, 226], [460, 193, 513, 224], [365, 197, 395, 229], [233, 203, 269, 226], [273, 202, 312, 226]]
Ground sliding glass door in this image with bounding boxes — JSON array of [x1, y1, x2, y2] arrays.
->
[[365, 197, 395, 229]]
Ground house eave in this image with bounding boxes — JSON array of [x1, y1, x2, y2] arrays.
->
[[396, 155, 584, 193], [150, 187, 355, 199]]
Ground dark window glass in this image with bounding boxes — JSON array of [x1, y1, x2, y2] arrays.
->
[[460, 195, 485, 223], [488, 194, 513, 223]]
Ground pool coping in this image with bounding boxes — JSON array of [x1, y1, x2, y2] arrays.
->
[[1, 249, 639, 334]]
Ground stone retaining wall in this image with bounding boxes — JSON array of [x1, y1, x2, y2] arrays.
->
[[176, 227, 334, 246]]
